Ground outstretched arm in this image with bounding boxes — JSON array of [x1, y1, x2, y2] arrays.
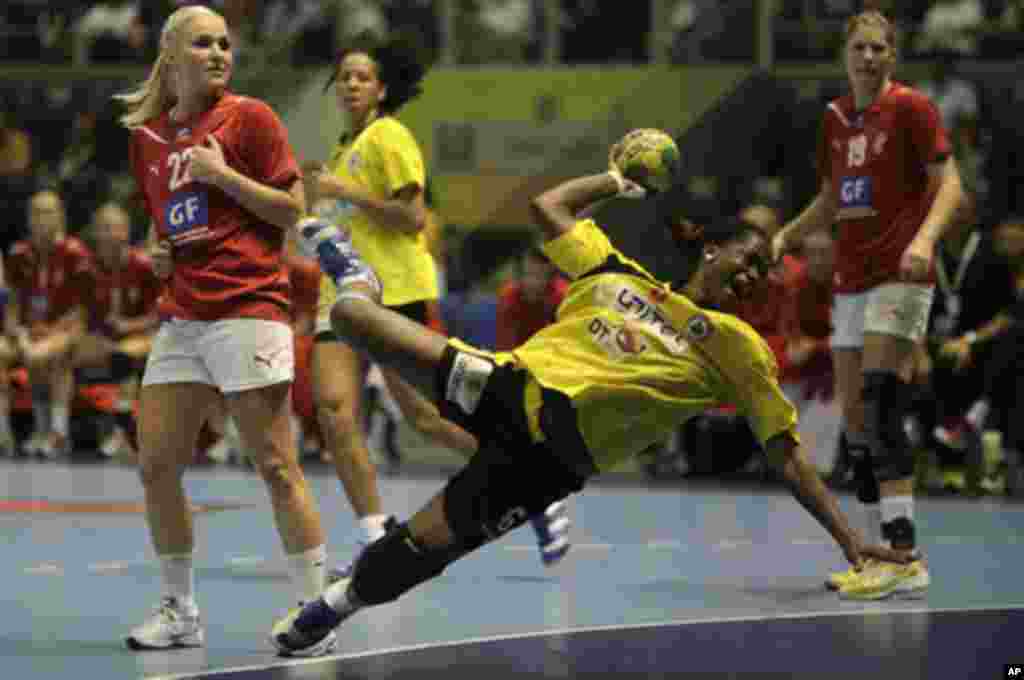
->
[[530, 172, 642, 243], [764, 431, 912, 567]]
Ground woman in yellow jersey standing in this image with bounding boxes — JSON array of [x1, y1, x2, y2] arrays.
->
[[273, 165, 915, 656], [303, 38, 569, 583]]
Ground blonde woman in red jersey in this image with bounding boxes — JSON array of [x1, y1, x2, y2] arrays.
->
[[115, 5, 331, 655], [773, 10, 966, 600]]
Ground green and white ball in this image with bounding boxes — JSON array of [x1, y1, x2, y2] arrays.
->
[[610, 128, 680, 193]]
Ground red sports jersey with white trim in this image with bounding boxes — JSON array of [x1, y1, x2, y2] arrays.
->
[[85, 248, 163, 334], [129, 93, 299, 323], [6, 236, 92, 327], [817, 82, 950, 293]]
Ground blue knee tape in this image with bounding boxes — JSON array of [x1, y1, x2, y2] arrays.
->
[[862, 370, 916, 482]]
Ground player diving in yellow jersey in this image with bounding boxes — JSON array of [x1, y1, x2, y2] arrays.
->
[[271, 167, 913, 656]]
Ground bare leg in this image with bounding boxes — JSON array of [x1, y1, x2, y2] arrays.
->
[[137, 383, 220, 555], [313, 340, 382, 518], [227, 381, 325, 554]]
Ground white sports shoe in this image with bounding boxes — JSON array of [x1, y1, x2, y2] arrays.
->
[[126, 597, 204, 650]]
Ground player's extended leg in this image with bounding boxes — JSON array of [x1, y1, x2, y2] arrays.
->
[[127, 382, 219, 650], [380, 366, 569, 566], [271, 432, 584, 655]]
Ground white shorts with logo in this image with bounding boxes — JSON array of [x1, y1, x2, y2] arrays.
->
[[142, 318, 294, 394], [830, 282, 935, 349]]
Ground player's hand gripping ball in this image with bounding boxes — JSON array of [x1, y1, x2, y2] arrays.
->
[[609, 128, 680, 194]]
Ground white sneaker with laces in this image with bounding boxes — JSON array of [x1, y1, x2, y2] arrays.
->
[[126, 596, 204, 650]]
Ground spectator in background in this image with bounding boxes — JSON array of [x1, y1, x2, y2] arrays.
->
[[779, 229, 838, 477], [963, 216, 1024, 496], [461, 0, 536, 64], [733, 203, 796, 375], [73, 1, 149, 64], [495, 245, 568, 351], [75, 201, 162, 460], [56, 102, 113, 232], [917, 215, 1017, 490], [0, 103, 36, 256], [916, 50, 979, 145], [383, 0, 441, 65], [337, 0, 387, 43], [915, 0, 984, 57], [262, 0, 335, 66], [7, 190, 92, 458], [0, 257, 17, 455]]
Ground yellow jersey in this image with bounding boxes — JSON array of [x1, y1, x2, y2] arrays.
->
[[513, 219, 798, 473], [317, 116, 438, 308]]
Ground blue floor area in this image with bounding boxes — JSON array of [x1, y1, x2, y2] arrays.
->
[[2, 458, 1023, 679]]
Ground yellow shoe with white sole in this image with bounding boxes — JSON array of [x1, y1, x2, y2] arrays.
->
[[825, 559, 877, 591], [838, 560, 930, 601]]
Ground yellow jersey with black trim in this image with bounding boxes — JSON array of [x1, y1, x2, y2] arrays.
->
[[317, 116, 438, 308], [512, 218, 798, 473]]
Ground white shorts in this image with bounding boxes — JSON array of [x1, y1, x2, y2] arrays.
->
[[142, 318, 294, 394], [830, 282, 934, 349]]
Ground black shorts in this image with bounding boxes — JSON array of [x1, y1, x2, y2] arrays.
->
[[435, 344, 594, 539], [314, 300, 430, 344]]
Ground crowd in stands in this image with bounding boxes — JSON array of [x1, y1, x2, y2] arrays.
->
[[1, 2, 1022, 498], [5, 1, 1023, 68]]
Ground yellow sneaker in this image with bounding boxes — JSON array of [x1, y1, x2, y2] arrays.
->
[[838, 560, 930, 601], [825, 559, 876, 591]]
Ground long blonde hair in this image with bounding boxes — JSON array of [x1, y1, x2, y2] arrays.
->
[[114, 5, 222, 128]]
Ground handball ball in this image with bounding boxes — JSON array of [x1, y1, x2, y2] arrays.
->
[[609, 128, 680, 193]]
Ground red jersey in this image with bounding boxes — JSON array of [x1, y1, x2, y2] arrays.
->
[[6, 236, 92, 327], [128, 93, 300, 323], [818, 82, 951, 293], [495, 275, 569, 350], [85, 248, 163, 335], [779, 263, 834, 385], [733, 255, 805, 374], [284, 253, 321, 326]]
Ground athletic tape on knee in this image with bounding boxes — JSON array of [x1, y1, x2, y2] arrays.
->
[[862, 371, 916, 482], [348, 523, 463, 606]]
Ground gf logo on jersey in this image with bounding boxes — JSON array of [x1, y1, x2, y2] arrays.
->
[[165, 191, 209, 234], [839, 176, 872, 208]]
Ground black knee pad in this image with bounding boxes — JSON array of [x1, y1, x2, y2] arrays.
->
[[854, 454, 880, 504], [349, 522, 464, 607], [862, 370, 916, 482]]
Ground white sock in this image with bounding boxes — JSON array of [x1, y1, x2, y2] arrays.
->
[[861, 503, 882, 545], [966, 399, 990, 430], [323, 576, 356, 611], [881, 495, 914, 524], [159, 553, 196, 608], [51, 403, 70, 438], [359, 514, 390, 543], [287, 544, 327, 604], [31, 391, 49, 435]]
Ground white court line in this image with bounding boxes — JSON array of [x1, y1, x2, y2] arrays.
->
[[150, 603, 1024, 680]]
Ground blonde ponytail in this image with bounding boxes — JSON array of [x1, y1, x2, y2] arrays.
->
[[113, 5, 222, 128]]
